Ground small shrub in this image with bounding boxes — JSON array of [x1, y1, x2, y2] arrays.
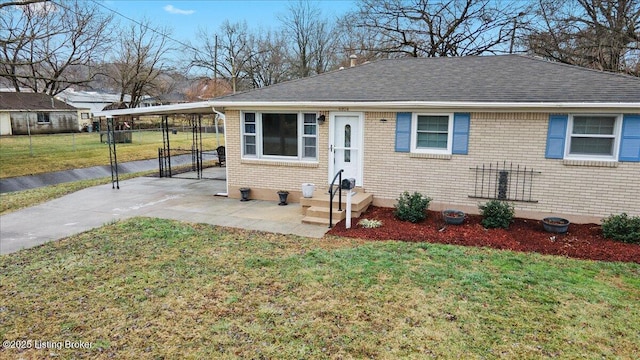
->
[[358, 218, 383, 229], [602, 213, 640, 244], [394, 191, 432, 223], [479, 200, 514, 229]]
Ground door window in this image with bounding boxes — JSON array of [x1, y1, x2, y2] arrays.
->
[[344, 124, 351, 162]]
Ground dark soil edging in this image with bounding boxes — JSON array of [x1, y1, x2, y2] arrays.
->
[[328, 207, 640, 263]]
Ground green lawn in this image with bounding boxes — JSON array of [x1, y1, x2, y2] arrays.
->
[[0, 131, 224, 178], [1, 218, 638, 359]]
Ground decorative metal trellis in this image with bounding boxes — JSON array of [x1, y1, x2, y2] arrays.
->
[[158, 115, 207, 179], [469, 162, 540, 203], [159, 115, 172, 178], [107, 118, 119, 189], [190, 114, 204, 179]]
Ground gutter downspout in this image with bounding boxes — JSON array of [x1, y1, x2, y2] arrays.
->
[[212, 106, 228, 197]]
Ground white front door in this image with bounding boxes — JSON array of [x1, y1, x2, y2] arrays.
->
[[330, 113, 363, 186]]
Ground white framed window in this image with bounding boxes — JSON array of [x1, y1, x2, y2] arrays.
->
[[302, 113, 317, 159], [411, 113, 453, 154], [37, 112, 50, 123], [243, 112, 256, 156], [566, 114, 621, 161], [241, 111, 318, 161]]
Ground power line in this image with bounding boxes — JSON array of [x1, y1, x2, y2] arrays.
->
[[52, 0, 202, 55]]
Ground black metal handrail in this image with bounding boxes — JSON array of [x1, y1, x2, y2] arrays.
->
[[328, 169, 344, 228]]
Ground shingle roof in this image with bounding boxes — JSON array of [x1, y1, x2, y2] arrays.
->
[[0, 92, 77, 111], [217, 55, 640, 103]]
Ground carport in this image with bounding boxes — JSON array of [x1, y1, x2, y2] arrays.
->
[[95, 102, 228, 196]]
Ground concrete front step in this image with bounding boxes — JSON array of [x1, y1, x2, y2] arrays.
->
[[301, 191, 373, 226], [301, 192, 373, 214], [305, 206, 346, 220], [302, 207, 369, 226], [301, 216, 335, 226]]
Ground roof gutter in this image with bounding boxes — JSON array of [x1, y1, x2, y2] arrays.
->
[[211, 106, 225, 120], [94, 100, 640, 117], [211, 106, 228, 197], [209, 101, 640, 110]]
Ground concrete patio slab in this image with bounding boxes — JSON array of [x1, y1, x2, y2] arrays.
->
[[0, 169, 329, 255]]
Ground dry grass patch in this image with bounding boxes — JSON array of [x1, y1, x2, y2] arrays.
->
[[1, 219, 639, 359]]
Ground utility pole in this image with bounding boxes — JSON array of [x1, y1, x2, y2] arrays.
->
[[231, 57, 236, 93], [509, 17, 517, 54], [509, 12, 525, 54], [214, 35, 218, 96]]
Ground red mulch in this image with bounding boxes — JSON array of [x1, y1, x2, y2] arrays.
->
[[328, 207, 640, 263]]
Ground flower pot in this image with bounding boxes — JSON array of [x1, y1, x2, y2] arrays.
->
[[301, 183, 315, 198], [239, 187, 251, 201], [443, 210, 465, 225], [542, 217, 570, 233], [277, 191, 289, 206]]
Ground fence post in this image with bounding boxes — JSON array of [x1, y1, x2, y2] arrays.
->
[[27, 118, 33, 156]]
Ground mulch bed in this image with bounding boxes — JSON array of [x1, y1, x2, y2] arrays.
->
[[328, 206, 640, 263]]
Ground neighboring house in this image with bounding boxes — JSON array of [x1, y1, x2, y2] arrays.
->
[[55, 89, 128, 120], [141, 92, 188, 107], [97, 55, 640, 223], [0, 92, 88, 135]]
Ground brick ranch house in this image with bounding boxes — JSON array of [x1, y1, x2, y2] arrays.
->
[[98, 55, 640, 224]]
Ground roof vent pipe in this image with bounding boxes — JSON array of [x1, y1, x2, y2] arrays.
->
[[349, 54, 357, 67]]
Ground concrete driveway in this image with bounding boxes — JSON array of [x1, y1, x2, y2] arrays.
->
[[0, 168, 328, 255]]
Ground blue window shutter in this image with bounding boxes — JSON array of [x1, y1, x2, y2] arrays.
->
[[452, 113, 470, 155], [545, 114, 568, 159], [619, 114, 640, 162], [395, 112, 411, 152]]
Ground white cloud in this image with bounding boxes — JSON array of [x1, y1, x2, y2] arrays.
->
[[163, 4, 195, 15], [26, 1, 58, 15]]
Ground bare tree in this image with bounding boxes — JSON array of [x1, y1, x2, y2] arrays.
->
[[527, 0, 640, 75], [344, 0, 529, 57], [184, 77, 232, 100], [217, 21, 255, 93], [107, 19, 174, 108], [279, 0, 338, 77], [188, 21, 257, 93], [311, 19, 339, 74], [245, 30, 290, 88], [335, 16, 394, 66], [0, 0, 113, 94]]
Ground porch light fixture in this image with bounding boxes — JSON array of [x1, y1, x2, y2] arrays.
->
[[317, 114, 326, 124]]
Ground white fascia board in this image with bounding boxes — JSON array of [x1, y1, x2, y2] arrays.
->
[[94, 101, 217, 117], [95, 100, 640, 117]]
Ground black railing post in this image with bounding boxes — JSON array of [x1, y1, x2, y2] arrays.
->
[[338, 171, 342, 212], [328, 169, 344, 228], [158, 148, 163, 178]]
